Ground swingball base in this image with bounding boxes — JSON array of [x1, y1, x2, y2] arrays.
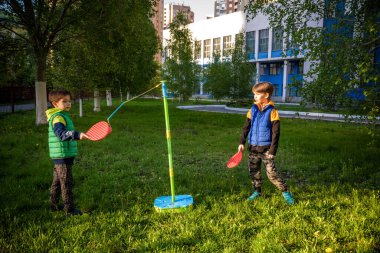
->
[[154, 194, 193, 213]]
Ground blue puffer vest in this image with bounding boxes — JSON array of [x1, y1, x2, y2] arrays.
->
[[248, 104, 274, 146]]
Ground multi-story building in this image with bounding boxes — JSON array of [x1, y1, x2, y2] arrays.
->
[[163, 10, 320, 102], [151, 0, 164, 62], [214, 0, 247, 17], [163, 3, 194, 29], [163, 2, 379, 102]]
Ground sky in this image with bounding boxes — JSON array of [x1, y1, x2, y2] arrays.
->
[[164, 0, 215, 22]]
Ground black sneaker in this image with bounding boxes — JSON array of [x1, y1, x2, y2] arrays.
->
[[66, 208, 83, 216]]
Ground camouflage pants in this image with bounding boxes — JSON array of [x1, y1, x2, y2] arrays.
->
[[248, 149, 288, 192], [50, 164, 75, 212]]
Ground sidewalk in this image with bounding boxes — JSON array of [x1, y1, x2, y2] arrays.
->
[[177, 105, 379, 123], [2, 102, 378, 123], [0, 104, 35, 113]]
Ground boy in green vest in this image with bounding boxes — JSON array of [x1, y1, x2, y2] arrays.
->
[[238, 82, 294, 205], [46, 89, 88, 215]]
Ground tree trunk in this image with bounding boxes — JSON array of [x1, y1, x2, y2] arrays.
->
[[106, 89, 112, 106], [94, 89, 101, 112], [35, 54, 48, 125], [79, 98, 83, 117], [35, 81, 48, 125]]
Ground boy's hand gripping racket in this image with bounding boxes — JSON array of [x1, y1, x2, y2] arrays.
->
[[86, 121, 112, 141], [226, 150, 243, 169]]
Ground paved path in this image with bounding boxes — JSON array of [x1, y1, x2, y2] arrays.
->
[[0, 104, 35, 113], [177, 105, 378, 123], [2, 103, 378, 123]]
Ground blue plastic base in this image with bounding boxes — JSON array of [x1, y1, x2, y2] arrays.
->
[[154, 194, 194, 213]]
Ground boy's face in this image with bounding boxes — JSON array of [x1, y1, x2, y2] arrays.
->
[[253, 92, 269, 104], [52, 95, 71, 111]]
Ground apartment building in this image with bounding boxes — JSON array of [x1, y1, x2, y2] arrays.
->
[[214, 0, 248, 17], [163, 3, 194, 29], [151, 0, 164, 62]]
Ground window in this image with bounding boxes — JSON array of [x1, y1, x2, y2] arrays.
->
[[203, 39, 211, 58], [273, 84, 280, 96], [194, 41, 201, 59], [260, 64, 267, 75], [213, 37, 221, 56], [259, 29, 269, 53], [288, 61, 295, 74], [269, 63, 281, 75], [288, 61, 304, 74], [223, 35, 232, 56], [272, 27, 283, 51], [286, 36, 297, 50], [246, 31, 255, 56], [298, 61, 304, 74]]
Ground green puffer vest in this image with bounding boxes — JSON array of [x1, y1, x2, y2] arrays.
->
[[48, 112, 78, 158]]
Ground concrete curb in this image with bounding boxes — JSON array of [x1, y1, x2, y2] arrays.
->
[[177, 104, 380, 123]]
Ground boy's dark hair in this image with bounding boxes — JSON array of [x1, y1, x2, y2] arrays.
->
[[252, 82, 274, 98], [48, 90, 71, 103]]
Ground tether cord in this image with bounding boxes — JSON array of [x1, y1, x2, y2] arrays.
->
[[107, 83, 162, 124]]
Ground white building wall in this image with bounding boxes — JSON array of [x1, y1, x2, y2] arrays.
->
[[163, 10, 323, 100]]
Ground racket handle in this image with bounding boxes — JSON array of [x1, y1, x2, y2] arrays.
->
[[107, 101, 126, 122]]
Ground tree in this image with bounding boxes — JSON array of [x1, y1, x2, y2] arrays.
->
[[204, 33, 255, 100], [0, 29, 34, 112], [204, 57, 233, 100], [229, 33, 256, 100], [163, 12, 201, 101], [49, 0, 158, 111], [1, 0, 159, 122], [246, 0, 380, 119], [0, 0, 84, 125]]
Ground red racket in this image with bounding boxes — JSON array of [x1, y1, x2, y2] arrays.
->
[[86, 121, 112, 141], [226, 150, 243, 169]]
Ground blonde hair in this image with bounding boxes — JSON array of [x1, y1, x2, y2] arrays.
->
[[252, 82, 274, 98]]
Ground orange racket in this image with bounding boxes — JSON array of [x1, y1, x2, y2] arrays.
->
[[86, 121, 112, 141], [226, 150, 243, 169]]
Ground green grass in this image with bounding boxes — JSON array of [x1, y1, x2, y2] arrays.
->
[[0, 99, 379, 252]]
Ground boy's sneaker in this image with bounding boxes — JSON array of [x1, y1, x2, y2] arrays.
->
[[66, 208, 83, 216], [247, 191, 261, 201], [50, 204, 64, 212], [282, 191, 294, 205]]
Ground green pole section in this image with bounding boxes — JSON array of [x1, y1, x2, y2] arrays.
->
[[162, 82, 175, 203]]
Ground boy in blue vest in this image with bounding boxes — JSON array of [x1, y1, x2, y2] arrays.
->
[[238, 82, 294, 204], [46, 90, 88, 215]]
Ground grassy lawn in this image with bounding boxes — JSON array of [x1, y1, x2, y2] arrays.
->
[[0, 99, 379, 252]]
